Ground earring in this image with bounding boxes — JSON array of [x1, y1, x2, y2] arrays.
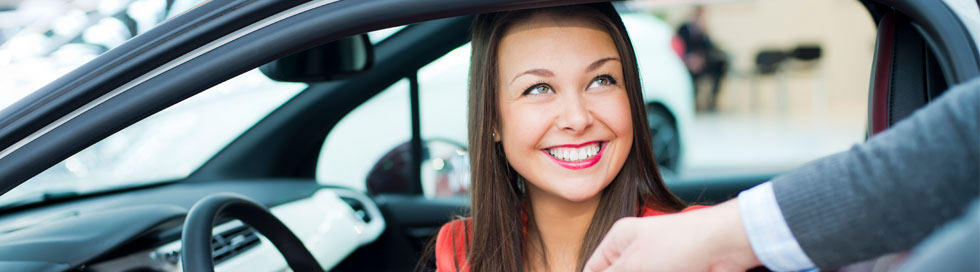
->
[[492, 132, 497, 138]]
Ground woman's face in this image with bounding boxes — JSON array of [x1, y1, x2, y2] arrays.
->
[[496, 14, 633, 203]]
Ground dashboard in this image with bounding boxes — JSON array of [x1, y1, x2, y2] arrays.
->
[[0, 180, 385, 272]]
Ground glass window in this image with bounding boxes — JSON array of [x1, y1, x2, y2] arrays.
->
[[417, 44, 471, 198], [315, 44, 471, 197], [367, 26, 407, 44], [0, 0, 207, 111], [0, 69, 306, 208], [316, 79, 412, 192]]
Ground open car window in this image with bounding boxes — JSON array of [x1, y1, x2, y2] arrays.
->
[[0, 69, 306, 208], [0, 0, 207, 111]]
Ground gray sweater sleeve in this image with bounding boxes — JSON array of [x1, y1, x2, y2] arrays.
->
[[771, 77, 980, 269]]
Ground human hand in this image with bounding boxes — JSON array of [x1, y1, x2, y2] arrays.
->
[[584, 200, 762, 272]]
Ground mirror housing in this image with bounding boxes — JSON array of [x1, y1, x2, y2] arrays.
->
[[260, 34, 374, 82]]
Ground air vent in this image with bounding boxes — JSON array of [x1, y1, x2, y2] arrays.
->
[[340, 196, 372, 223], [211, 225, 261, 264]]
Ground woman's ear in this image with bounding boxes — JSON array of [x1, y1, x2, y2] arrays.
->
[[492, 129, 502, 142]]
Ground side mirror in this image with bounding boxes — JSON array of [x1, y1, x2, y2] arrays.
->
[[260, 34, 374, 82]]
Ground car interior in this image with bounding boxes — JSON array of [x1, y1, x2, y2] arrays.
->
[[0, 0, 975, 271]]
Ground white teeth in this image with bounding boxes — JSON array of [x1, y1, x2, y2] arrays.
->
[[547, 142, 602, 162]]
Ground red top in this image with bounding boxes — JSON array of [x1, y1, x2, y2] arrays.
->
[[434, 205, 708, 272]]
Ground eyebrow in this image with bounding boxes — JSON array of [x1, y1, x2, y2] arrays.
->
[[508, 57, 621, 85], [587, 57, 620, 72], [510, 69, 554, 85]]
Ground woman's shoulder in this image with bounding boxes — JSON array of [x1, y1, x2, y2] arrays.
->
[[640, 204, 709, 217], [435, 218, 471, 272]]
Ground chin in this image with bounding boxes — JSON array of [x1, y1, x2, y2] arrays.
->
[[555, 182, 604, 202], [561, 193, 601, 203]]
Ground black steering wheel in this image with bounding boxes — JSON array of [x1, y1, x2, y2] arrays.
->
[[181, 193, 324, 272]]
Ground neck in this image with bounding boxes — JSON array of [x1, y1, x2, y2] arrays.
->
[[525, 185, 601, 271]]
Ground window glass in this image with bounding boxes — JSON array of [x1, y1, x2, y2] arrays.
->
[[368, 26, 407, 44], [0, 0, 207, 111], [417, 44, 471, 198], [314, 44, 471, 197], [316, 79, 412, 192], [2, 69, 306, 208]]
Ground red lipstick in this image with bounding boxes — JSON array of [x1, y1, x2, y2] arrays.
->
[[541, 141, 605, 170]]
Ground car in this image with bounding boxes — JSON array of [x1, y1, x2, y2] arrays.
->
[[0, 0, 975, 271]]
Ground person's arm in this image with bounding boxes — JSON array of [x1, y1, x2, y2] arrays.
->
[[738, 182, 815, 271], [771, 77, 979, 268]]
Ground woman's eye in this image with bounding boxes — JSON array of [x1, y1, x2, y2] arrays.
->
[[523, 84, 554, 96], [588, 75, 617, 89]]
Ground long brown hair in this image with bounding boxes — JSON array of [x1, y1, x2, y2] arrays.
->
[[464, 3, 687, 271]]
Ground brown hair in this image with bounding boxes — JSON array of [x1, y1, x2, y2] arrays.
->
[[462, 3, 688, 271]]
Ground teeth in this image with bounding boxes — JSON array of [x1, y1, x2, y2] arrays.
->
[[547, 142, 601, 162]]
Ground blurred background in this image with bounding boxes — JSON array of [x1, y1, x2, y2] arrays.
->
[[0, 0, 877, 201], [634, 0, 875, 177], [0, 0, 204, 109]]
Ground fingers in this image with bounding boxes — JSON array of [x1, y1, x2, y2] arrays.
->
[[583, 242, 618, 272], [584, 218, 637, 272]]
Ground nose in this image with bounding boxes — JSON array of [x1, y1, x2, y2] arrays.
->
[[555, 93, 594, 134]]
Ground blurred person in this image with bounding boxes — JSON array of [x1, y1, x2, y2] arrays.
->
[[676, 6, 728, 112], [584, 77, 980, 271], [429, 3, 707, 272]]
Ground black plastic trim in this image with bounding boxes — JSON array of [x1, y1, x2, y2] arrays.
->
[[0, 205, 186, 271], [872, 0, 980, 84]]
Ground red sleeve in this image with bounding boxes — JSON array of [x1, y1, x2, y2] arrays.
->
[[435, 219, 471, 272], [681, 205, 709, 212], [640, 204, 710, 217]]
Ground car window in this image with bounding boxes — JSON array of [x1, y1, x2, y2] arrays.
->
[[367, 26, 407, 44], [317, 1, 875, 196], [317, 79, 412, 192], [0, 0, 206, 111], [316, 44, 470, 197], [0, 69, 306, 208]]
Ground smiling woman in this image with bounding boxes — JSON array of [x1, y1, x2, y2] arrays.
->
[[433, 3, 704, 272]]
